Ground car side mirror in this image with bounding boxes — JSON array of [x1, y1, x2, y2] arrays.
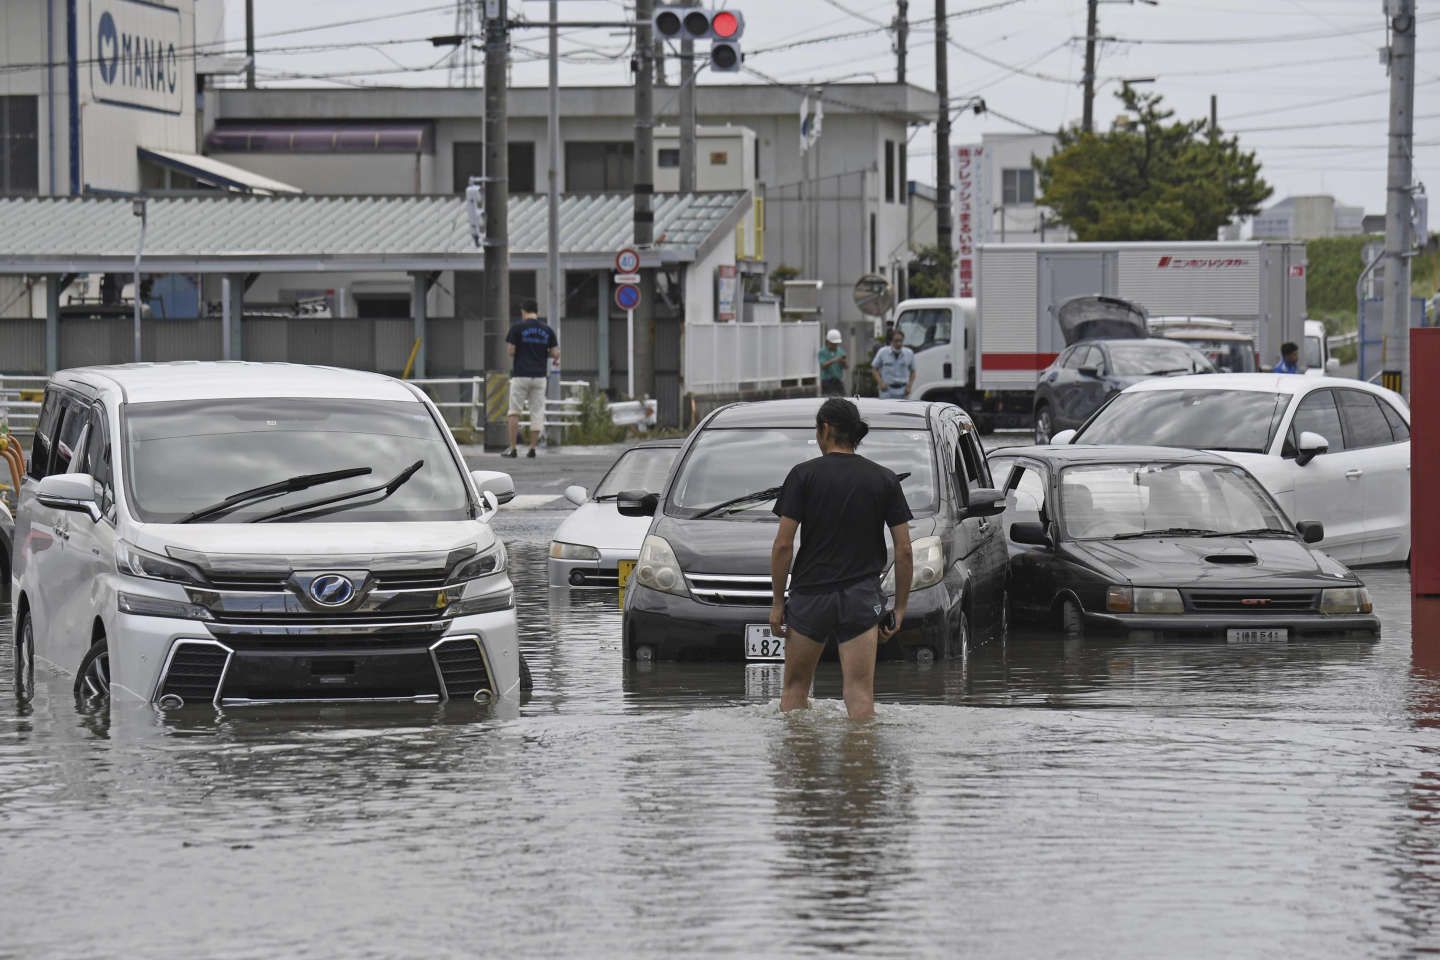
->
[[1078, 366, 1099, 378], [617, 490, 659, 518], [1050, 429, 1077, 446], [1296, 520, 1324, 544], [1009, 521, 1052, 548], [564, 485, 587, 506], [1296, 431, 1329, 467], [470, 469, 516, 505], [37, 473, 100, 519], [1325, 357, 1340, 373], [963, 488, 1007, 519]]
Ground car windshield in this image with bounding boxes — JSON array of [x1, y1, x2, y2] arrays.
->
[[1074, 389, 1292, 454], [123, 398, 473, 523], [1169, 337, 1256, 373], [668, 428, 937, 519], [1305, 335, 1325, 368], [1059, 462, 1290, 541], [895, 309, 952, 350], [594, 446, 679, 499], [1107, 342, 1214, 376]]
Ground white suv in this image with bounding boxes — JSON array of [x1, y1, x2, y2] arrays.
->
[[12, 363, 521, 708]]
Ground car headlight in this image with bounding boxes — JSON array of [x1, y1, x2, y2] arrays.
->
[[550, 541, 601, 562], [117, 591, 213, 621], [1134, 587, 1184, 614], [115, 540, 206, 586], [1321, 587, 1373, 615], [634, 535, 687, 597], [448, 541, 508, 583], [881, 536, 946, 594]]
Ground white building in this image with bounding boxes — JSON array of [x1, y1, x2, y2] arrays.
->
[[1252, 194, 1367, 241]]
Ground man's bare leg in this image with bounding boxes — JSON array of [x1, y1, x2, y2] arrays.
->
[[507, 414, 520, 451], [837, 627, 879, 720], [780, 631, 825, 712]]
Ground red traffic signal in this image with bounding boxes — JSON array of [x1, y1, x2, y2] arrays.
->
[[652, 6, 744, 42], [711, 10, 742, 39]]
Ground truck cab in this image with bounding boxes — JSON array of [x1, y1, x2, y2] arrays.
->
[[895, 297, 976, 405]]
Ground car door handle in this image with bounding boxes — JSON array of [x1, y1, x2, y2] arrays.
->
[[1345, 469, 1364, 479]]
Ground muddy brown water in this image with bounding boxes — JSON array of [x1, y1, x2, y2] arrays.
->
[[1, 507, 1437, 957]]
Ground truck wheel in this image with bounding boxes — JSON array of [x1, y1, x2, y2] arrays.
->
[[1034, 405, 1054, 445]]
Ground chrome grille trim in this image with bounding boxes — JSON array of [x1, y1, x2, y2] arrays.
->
[[684, 573, 780, 606], [206, 619, 453, 638], [151, 638, 234, 707], [429, 635, 496, 701]]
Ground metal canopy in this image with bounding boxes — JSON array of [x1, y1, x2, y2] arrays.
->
[[0, 192, 749, 274]]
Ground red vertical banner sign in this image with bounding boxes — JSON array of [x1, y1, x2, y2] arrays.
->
[[953, 145, 982, 298], [1412, 329, 1440, 667]]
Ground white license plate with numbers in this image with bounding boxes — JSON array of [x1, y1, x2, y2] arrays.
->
[[745, 624, 785, 661], [1227, 628, 1288, 644]]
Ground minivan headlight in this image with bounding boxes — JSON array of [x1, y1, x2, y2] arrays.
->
[[550, 541, 601, 562], [881, 536, 946, 593], [449, 541, 508, 583], [1321, 587, 1373, 615], [115, 540, 206, 586], [634, 535, 687, 597]]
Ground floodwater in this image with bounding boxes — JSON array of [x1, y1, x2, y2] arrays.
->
[[2, 508, 1438, 958]]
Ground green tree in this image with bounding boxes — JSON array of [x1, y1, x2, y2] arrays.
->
[[907, 244, 955, 299], [1035, 88, 1272, 242]]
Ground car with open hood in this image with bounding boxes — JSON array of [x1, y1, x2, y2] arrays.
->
[[987, 444, 1378, 644], [11, 362, 522, 709], [618, 398, 1009, 663]]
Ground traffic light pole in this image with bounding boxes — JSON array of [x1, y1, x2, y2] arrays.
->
[[633, 0, 657, 401], [484, 0, 510, 375]]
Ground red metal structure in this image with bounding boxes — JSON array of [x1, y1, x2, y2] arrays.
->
[[1412, 330, 1440, 665]]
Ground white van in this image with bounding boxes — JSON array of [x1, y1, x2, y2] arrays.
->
[[11, 363, 522, 708]]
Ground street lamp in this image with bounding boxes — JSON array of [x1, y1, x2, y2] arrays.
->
[[132, 197, 146, 364]]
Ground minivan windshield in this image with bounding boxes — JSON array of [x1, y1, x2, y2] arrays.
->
[[1074, 389, 1291, 454], [668, 428, 937, 519], [123, 398, 473, 523]]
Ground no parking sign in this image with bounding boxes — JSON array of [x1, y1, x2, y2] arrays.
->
[[615, 283, 641, 311]]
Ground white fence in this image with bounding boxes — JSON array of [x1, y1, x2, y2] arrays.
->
[[684, 321, 822, 394], [0, 375, 48, 435]]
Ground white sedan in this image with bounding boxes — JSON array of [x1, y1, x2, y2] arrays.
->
[[548, 440, 682, 588], [1053, 373, 1410, 566]]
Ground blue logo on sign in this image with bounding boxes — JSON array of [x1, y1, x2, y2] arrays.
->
[[308, 574, 356, 607], [97, 12, 120, 84]]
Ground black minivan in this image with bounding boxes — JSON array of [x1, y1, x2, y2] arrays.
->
[[619, 398, 1009, 663]]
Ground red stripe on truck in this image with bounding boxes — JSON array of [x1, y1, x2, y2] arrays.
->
[[981, 352, 1058, 371]]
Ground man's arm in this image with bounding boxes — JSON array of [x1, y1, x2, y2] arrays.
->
[[872, 349, 885, 388], [507, 343, 516, 360], [769, 516, 799, 638], [883, 522, 913, 639]]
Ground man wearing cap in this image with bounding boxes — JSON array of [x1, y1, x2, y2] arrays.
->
[[871, 328, 916, 399], [817, 329, 849, 397]]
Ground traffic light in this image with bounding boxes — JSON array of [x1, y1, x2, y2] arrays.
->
[[652, 5, 716, 41], [709, 10, 744, 73], [651, 6, 744, 72]]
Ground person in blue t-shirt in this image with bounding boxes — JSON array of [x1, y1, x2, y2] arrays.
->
[[1273, 342, 1300, 374], [504, 299, 560, 458]]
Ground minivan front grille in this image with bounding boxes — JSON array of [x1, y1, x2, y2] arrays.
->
[[684, 573, 773, 606], [208, 627, 449, 651], [430, 637, 494, 699], [1185, 590, 1319, 613], [156, 640, 232, 705]]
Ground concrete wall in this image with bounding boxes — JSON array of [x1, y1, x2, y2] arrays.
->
[[206, 152, 435, 194]]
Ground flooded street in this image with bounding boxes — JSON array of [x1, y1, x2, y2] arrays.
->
[[2, 504, 1438, 957]]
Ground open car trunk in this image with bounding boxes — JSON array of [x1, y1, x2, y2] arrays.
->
[[1057, 295, 1149, 345]]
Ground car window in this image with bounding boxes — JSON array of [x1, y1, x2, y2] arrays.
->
[[1289, 390, 1346, 455], [1336, 390, 1396, 450], [1304, 336, 1325, 369], [1059, 462, 1288, 540], [1000, 463, 1049, 530], [1380, 400, 1410, 442], [959, 431, 990, 491], [1175, 337, 1256, 373], [52, 396, 88, 477], [594, 446, 679, 498], [1074, 389, 1291, 454], [80, 405, 116, 518], [1106, 342, 1213, 376], [28, 389, 62, 480], [1083, 346, 1105, 373], [1061, 347, 1086, 370]]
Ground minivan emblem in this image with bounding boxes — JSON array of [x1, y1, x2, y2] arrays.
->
[[309, 574, 356, 607]]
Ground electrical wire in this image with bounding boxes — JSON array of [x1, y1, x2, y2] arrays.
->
[[1103, 11, 1440, 46]]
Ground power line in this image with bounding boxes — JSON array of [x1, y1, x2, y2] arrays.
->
[[1102, 11, 1440, 46], [1230, 111, 1440, 134], [1226, 77, 1440, 120]]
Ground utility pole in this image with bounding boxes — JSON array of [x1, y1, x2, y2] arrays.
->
[[1081, 0, 1099, 133], [655, 40, 667, 86], [1381, 0, 1416, 398], [1209, 94, 1218, 141], [934, 0, 953, 290], [547, 0, 563, 336], [483, 0, 510, 372], [245, 0, 256, 89], [679, 1, 700, 193], [633, 0, 656, 399], [894, 0, 908, 85]]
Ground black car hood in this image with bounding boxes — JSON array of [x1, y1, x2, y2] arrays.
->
[[654, 514, 939, 574], [1066, 536, 1357, 588]]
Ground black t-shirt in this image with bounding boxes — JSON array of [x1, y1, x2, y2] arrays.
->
[[506, 318, 558, 377], [773, 452, 913, 594]]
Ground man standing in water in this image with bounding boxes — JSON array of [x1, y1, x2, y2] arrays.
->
[[768, 398, 913, 720]]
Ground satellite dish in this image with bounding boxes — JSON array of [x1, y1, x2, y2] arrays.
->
[[852, 273, 893, 317]]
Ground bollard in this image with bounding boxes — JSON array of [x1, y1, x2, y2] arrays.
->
[[1412, 329, 1440, 664]]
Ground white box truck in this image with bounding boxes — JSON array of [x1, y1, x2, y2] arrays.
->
[[898, 240, 1308, 430]]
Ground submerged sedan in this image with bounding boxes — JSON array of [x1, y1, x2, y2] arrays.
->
[[548, 440, 681, 588], [987, 445, 1379, 643]]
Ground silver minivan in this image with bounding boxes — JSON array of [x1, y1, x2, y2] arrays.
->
[[11, 362, 522, 708]]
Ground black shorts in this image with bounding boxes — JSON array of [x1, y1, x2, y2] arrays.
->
[[785, 577, 885, 646], [821, 378, 846, 396]]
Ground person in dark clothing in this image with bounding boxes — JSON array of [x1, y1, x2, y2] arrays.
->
[[504, 298, 560, 458], [770, 398, 914, 720]]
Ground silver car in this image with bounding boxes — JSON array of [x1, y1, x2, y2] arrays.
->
[[549, 440, 681, 588]]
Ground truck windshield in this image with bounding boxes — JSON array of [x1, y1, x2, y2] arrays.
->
[[895, 309, 951, 351], [123, 398, 473, 523], [668, 428, 937, 519], [1170, 337, 1256, 373], [1073, 389, 1291, 454]]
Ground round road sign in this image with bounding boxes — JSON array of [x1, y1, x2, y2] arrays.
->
[[852, 273, 894, 317], [615, 283, 642, 311], [615, 247, 641, 274]]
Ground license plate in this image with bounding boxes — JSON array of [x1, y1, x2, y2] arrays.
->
[[617, 559, 636, 608], [1227, 628, 1288, 644], [745, 624, 785, 661]]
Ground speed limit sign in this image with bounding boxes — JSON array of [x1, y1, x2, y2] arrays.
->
[[615, 247, 641, 274]]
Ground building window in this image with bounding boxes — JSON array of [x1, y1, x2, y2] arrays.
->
[[452, 141, 535, 195], [1002, 168, 1036, 206], [565, 141, 634, 193], [898, 141, 907, 204], [658, 148, 680, 169], [1, 96, 39, 195], [884, 140, 895, 204]]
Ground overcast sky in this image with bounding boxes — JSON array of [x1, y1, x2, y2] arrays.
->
[[224, 0, 1438, 217]]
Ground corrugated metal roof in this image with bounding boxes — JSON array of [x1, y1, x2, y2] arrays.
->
[[0, 192, 748, 273]]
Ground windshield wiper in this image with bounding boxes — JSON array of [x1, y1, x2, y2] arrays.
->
[[1113, 527, 1218, 540], [1146, 368, 1194, 376], [177, 466, 373, 524], [693, 485, 784, 520], [253, 460, 425, 523], [1202, 527, 1292, 538]]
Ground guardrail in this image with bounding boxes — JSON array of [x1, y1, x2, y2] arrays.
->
[[0, 375, 48, 436], [1329, 331, 1359, 349]]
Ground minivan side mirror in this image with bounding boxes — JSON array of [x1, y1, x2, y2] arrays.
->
[[470, 469, 516, 505], [1296, 431, 1329, 467], [564, 485, 587, 506], [1325, 357, 1340, 373], [963, 488, 1007, 519], [1050, 429, 1077, 446], [1009, 521, 1052, 548], [617, 490, 659, 518], [37, 473, 100, 519], [1296, 520, 1325, 544]]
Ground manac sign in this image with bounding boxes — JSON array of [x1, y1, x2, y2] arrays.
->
[[90, 0, 184, 115]]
